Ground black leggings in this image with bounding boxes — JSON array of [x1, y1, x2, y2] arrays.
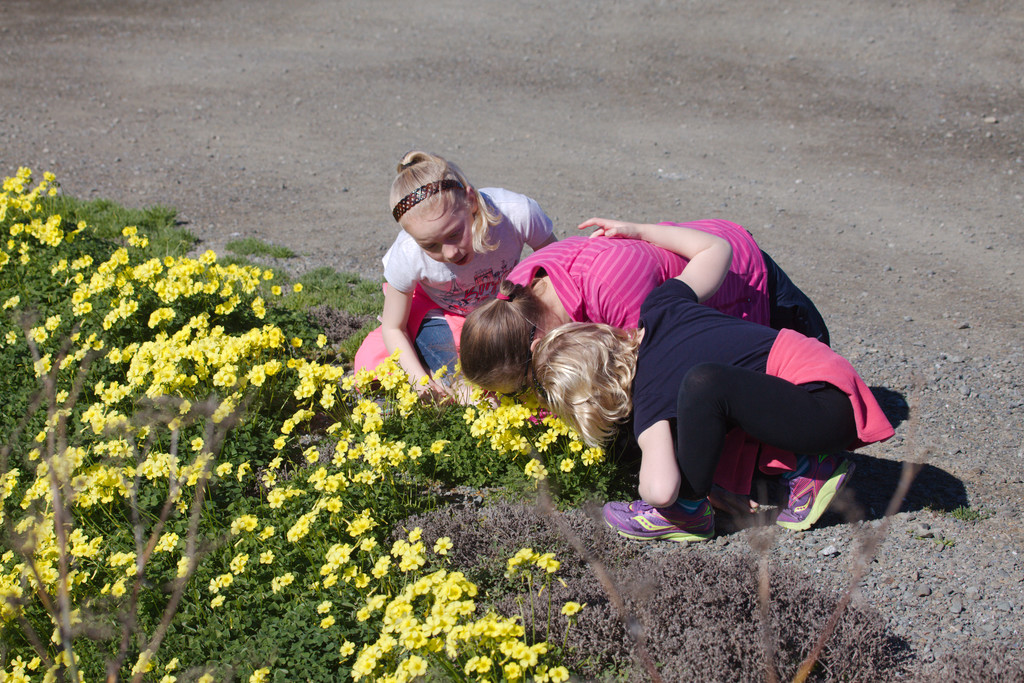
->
[[674, 362, 857, 500]]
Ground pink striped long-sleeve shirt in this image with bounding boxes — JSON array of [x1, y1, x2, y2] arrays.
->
[[504, 220, 770, 328]]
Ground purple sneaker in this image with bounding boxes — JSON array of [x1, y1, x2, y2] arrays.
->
[[603, 499, 714, 542], [776, 454, 855, 531]]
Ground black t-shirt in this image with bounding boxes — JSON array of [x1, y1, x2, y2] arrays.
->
[[632, 279, 779, 436]]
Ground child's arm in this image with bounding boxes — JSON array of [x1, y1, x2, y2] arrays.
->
[[380, 286, 446, 395], [636, 421, 682, 507], [532, 233, 558, 250], [637, 419, 758, 515], [578, 217, 732, 302]]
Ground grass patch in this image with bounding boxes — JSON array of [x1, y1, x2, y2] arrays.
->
[[225, 236, 296, 259], [41, 195, 194, 257], [289, 267, 384, 316], [949, 504, 991, 522]]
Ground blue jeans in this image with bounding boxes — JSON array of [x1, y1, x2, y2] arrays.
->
[[414, 315, 459, 382]]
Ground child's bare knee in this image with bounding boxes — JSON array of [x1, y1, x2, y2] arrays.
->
[[639, 478, 680, 508]]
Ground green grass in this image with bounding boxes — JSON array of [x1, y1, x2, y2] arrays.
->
[[41, 196, 194, 257], [225, 236, 296, 259], [949, 504, 991, 522], [289, 267, 384, 316]]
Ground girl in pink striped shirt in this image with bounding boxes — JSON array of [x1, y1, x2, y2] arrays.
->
[[460, 217, 827, 396]]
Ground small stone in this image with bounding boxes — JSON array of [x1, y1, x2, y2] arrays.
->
[[996, 601, 1013, 612], [965, 586, 981, 601], [950, 598, 964, 614], [913, 523, 935, 538], [915, 584, 932, 597], [819, 545, 839, 557]]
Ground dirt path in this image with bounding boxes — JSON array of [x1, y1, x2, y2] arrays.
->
[[3, 0, 1023, 672]]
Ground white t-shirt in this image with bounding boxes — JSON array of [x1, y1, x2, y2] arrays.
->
[[382, 187, 554, 316]]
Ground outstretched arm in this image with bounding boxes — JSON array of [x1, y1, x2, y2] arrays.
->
[[578, 217, 732, 302], [380, 286, 448, 397]]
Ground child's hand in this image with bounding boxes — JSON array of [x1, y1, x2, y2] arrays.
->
[[414, 376, 453, 402], [577, 217, 642, 239]]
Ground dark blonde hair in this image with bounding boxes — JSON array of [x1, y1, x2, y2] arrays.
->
[[389, 151, 500, 253], [532, 323, 641, 447], [460, 280, 545, 395]]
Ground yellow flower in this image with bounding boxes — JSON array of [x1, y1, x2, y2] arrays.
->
[[320, 615, 336, 629], [292, 283, 303, 293], [339, 641, 356, 658], [405, 655, 428, 677], [560, 601, 583, 616], [433, 537, 453, 555], [271, 572, 294, 593], [249, 667, 270, 683], [549, 666, 570, 682], [155, 532, 179, 553], [536, 552, 560, 574], [230, 553, 249, 575], [524, 458, 548, 480], [231, 515, 258, 535], [210, 595, 226, 608], [464, 656, 492, 675]]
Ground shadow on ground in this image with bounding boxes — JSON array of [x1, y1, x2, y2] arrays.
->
[[872, 385, 911, 430], [723, 453, 967, 535]]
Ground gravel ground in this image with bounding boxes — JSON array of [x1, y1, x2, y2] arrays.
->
[[2, 0, 1022, 676]]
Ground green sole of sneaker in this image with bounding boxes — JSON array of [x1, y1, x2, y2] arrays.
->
[[605, 522, 713, 543], [776, 459, 853, 531]]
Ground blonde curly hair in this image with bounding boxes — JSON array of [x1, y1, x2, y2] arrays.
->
[[389, 150, 500, 253], [532, 323, 641, 447]]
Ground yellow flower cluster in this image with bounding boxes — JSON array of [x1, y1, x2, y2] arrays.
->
[[350, 531, 573, 683], [2, 169, 597, 681], [0, 168, 64, 264], [465, 397, 605, 483]]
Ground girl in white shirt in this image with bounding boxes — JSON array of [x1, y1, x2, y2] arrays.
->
[[354, 151, 556, 397]]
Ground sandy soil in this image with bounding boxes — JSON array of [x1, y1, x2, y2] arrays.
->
[[2, 0, 1023, 672]]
